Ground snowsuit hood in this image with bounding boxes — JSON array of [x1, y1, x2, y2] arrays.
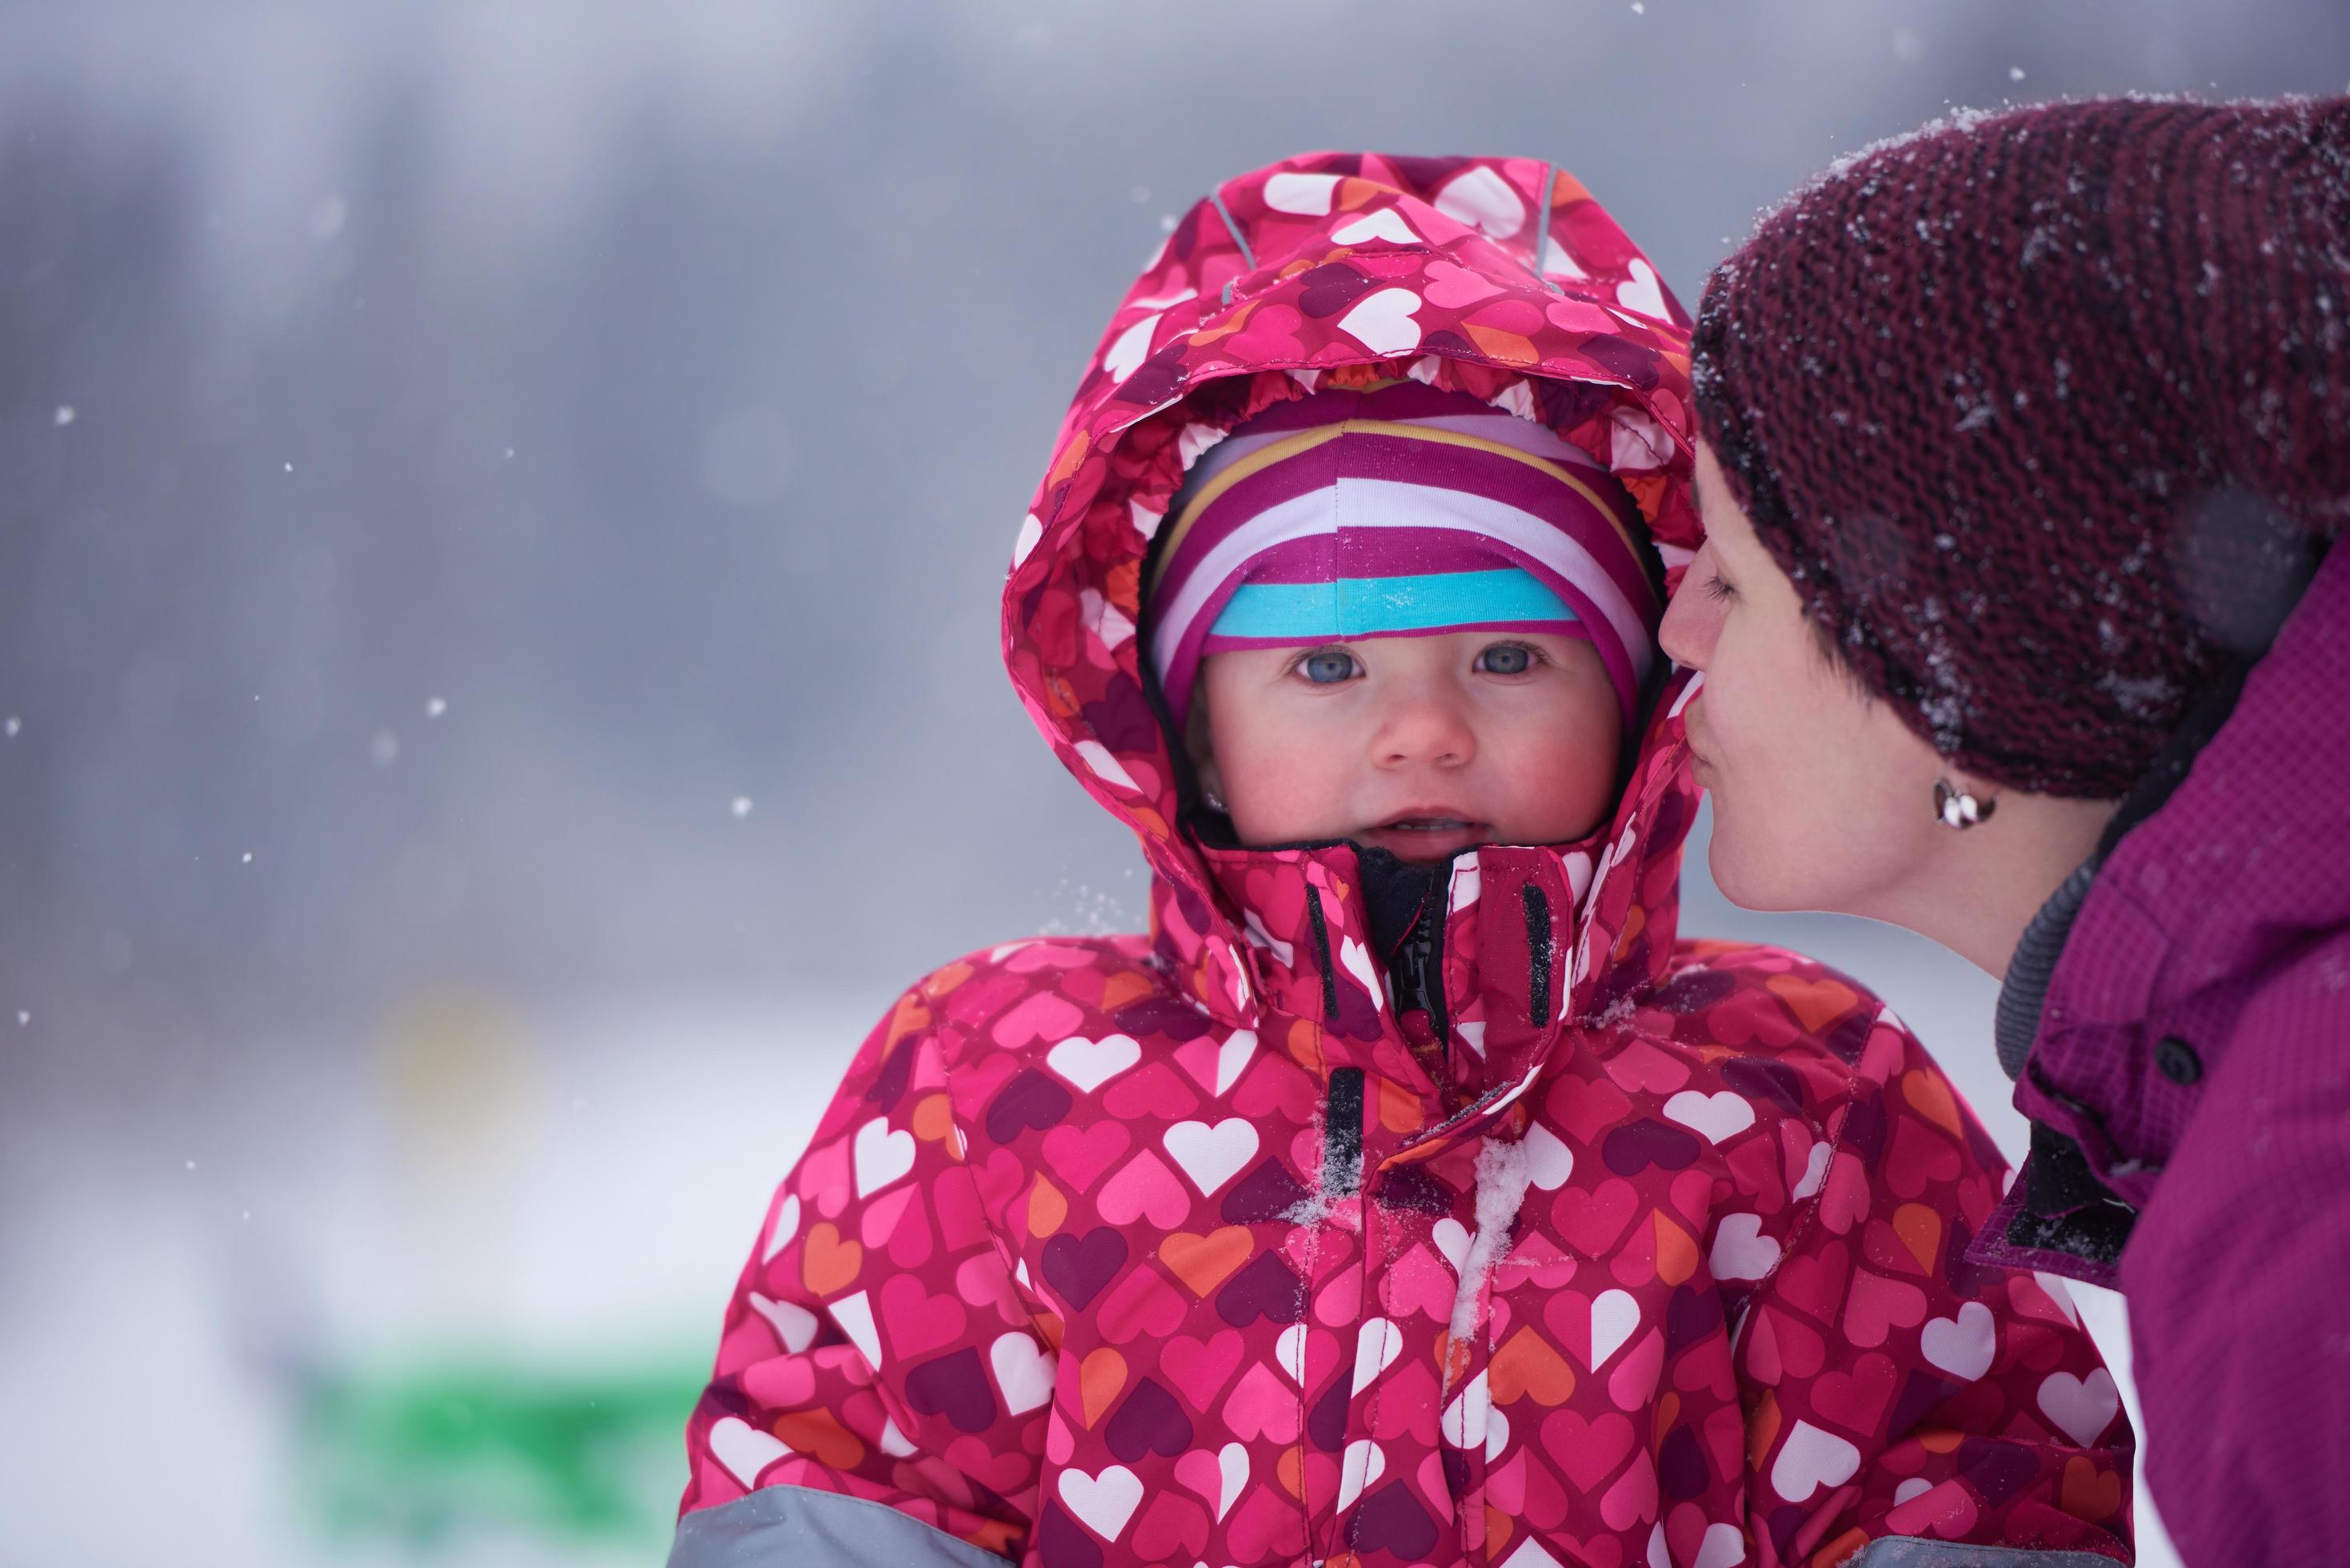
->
[[672, 154, 2135, 1568], [1984, 538, 2350, 1568], [1002, 150, 1703, 1067]]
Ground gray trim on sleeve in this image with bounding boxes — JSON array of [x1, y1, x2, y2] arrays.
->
[[667, 1486, 1013, 1568], [1846, 1538, 2124, 1567]]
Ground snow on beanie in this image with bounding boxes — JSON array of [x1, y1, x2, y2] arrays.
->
[[1148, 382, 1662, 732], [1694, 94, 2350, 798]]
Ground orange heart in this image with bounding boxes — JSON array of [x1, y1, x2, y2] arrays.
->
[[1377, 1074, 1423, 1134], [1652, 1390, 1681, 1450], [1745, 1390, 1780, 1469], [1902, 1069, 1963, 1139], [1463, 324, 1539, 367], [1654, 1210, 1699, 1287], [772, 1407, 866, 1470], [1027, 1174, 1068, 1239], [1276, 1446, 1307, 1501], [1162, 1226, 1254, 1298], [1892, 1202, 1943, 1274], [2061, 1455, 2125, 1522], [1099, 970, 1155, 1014], [1611, 903, 1648, 963], [1079, 1346, 1127, 1427], [1484, 1506, 1515, 1558], [1765, 974, 1860, 1034], [1489, 1326, 1577, 1407], [801, 1222, 863, 1297], [911, 1091, 956, 1144]]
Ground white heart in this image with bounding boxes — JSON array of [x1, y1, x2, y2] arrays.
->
[[1692, 1522, 1747, 1568], [1215, 1030, 1258, 1096], [1047, 1034, 1142, 1093], [1456, 1021, 1488, 1057], [1332, 208, 1419, 245], [763, 1193, 801, 1262], [1075, 738, 1139, 793], [1921, 1300, 1996, 1382], [1430, 1218, 1473, 1275], [1647, 1522, 1671, 1568], [747, 1292, 820, 1354], [878, 1417, 918, 1458], [1486, 1403, 1511, 1464], [1707, 1213, 1780, 1282], [2032, 1270, 2084, 1326], [1241, 909, 1295, 968], [1664, 1090, 1757, 1145], [1058, 1464, 1144, 1541], [1164, 1117, 1259, 1195], [1591, 1288, 1641, 1367], [1337, 933, 1383, 1010], [1434, 166, 1526, 238], [1519, 1123, 1575, 1191], [2038, 1368, 2121, 1447], [1792, 1140, 1832, 1200], [708, 1415, 790, 1487], [990, 1331, 1055, 1414], [1449, 860, 1483, 912], [1263, 171, 1339, 215], [853, 1117, 916, 1198], [1771, 1418, 1862, 1502], [1101, 311, 1161, 382], [1011, 511, 1043, 569], [1275, 1322, 1310, 1385], [1539, 234, 1588, 279], [1562, 850, 1595, 907], [1216, 1441, 1248, 1522], [1335, 288, 1423, 357], [1351, 1316, 1403, 1394], [1442, 1368, 1490, 1450], [829, 1289, 883, 1370], [1335, 1438, 1386, 1512], [1894, 1478, 1934, 1506], [1503, 1537, 1567, 1568], [1614, 257, 1670, 320], [1610, 404, 1679, 470]]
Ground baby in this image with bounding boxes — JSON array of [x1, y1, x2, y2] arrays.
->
[[669, 154, 2133, 1568]]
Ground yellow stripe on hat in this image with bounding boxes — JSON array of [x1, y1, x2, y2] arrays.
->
[[1148, 417, 1649, 598]]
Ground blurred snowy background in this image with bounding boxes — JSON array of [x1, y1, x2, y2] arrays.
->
[[4, 2, 2344, 1563]]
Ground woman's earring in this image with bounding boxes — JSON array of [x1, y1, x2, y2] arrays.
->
[[1933, 779, 1996, 830], [1202, 786, 1227, 814]]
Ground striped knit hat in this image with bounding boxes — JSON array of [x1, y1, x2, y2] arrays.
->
[[1148, 382, 1662, 730]]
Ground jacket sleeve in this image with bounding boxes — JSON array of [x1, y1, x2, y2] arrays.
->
[[670, 981, 1055, 1567], [2113, 938, 2350, 1568], [1730, 1005, 2135, 1567]]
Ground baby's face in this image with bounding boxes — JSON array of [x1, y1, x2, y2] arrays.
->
[[1191, 630, 1623, 866]]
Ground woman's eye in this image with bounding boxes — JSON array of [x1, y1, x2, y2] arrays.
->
[[1476, 643, 1535, 675], [1703, 571, 1737, 602], [1300, 649, 1359, 684]]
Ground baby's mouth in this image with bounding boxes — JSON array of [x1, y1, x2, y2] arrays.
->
[[1358, 814, 1491, 861]]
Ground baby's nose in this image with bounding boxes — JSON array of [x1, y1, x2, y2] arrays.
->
[[1377, 690, 1476, 768]]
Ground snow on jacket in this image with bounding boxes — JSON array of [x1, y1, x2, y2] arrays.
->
[[671, 153, 2135, 1568], [1976, 538, 2350, 1568]]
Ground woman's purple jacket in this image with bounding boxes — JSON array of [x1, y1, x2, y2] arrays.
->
[[1975, 542, 2350, 1566]]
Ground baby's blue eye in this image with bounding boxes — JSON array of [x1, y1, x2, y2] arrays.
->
[[1301, 649, 1359, 684], [1477, 643, 1535, 675]]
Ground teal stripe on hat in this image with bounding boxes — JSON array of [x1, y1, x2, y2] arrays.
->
[[1211, 568, 1579, 642]]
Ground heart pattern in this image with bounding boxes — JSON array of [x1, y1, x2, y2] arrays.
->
[[677, 150, 2133, 1568]]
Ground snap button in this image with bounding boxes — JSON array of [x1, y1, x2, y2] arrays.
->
[[2155, 1035, 2203, 1086]]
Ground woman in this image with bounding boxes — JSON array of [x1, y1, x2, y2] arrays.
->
[[1659, 95, 2348, 1567]]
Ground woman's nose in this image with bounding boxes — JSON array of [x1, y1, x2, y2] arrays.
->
[[1659, 545, 1722, 671]]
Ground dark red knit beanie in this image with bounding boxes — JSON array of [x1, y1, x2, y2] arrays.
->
[[1695, 95, 2350, 798]]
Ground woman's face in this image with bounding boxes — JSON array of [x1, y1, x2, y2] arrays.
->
[[1658, 444, 1954, 917]]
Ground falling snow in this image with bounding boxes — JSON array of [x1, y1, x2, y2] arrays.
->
[[730, 796, 754, 818]]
